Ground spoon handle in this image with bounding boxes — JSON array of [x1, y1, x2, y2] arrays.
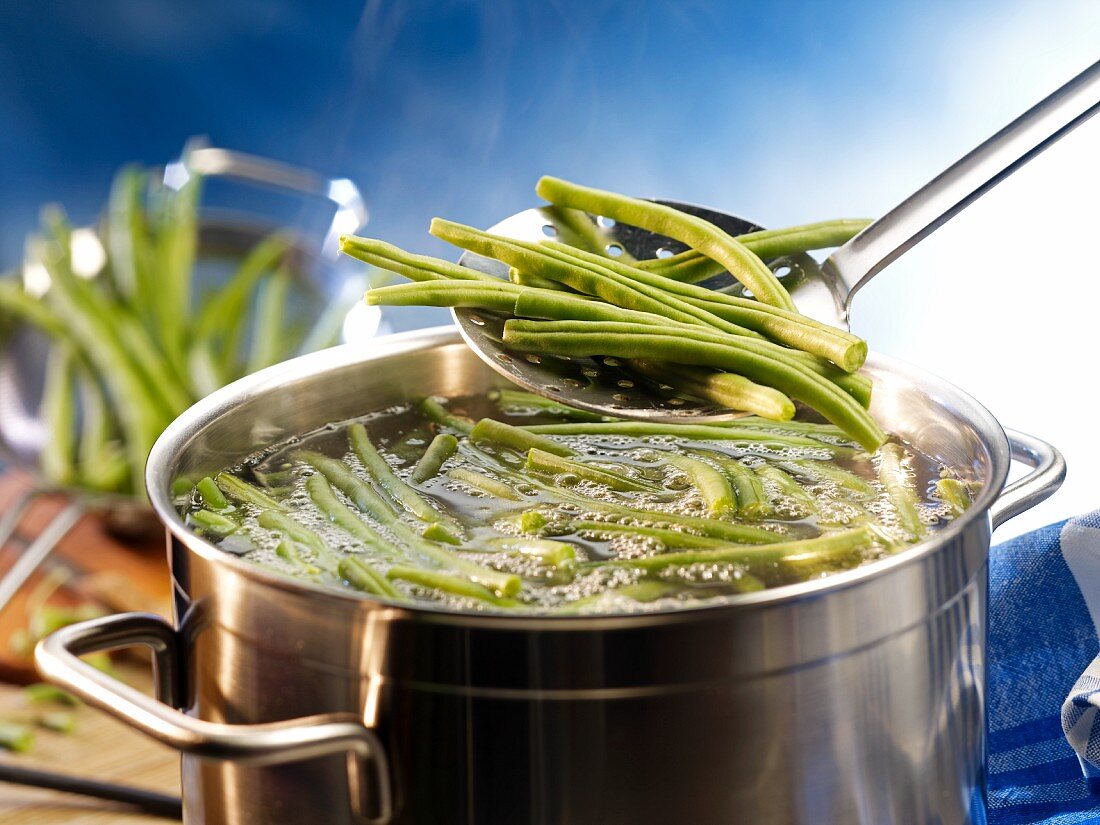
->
[[827, 59, 1100, 315]]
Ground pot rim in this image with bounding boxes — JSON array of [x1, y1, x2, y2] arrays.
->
[[147, 325, 1009, 626]]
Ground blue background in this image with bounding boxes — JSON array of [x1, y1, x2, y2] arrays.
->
[[3, 0, 1073, 270], [1, 0, 1098, 536]]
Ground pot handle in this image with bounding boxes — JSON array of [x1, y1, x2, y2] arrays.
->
[[35, 612, 392, 825], [990, 429, 1066, 530]]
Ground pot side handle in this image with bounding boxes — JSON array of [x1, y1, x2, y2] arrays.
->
[[991, 429, 1066, 530], [34, 612, 392, 825]]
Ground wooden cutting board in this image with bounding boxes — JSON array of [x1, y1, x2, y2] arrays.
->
[[0, 662, 180, 823], [0, 471, 172, 683], [0, 472, 180, 821]]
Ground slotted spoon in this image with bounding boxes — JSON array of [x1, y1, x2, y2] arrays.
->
[[454, 59, 1100, 421]]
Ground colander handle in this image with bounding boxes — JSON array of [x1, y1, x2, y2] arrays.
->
[[34, 612, 392, 825], [164, 143, 369, 258], [991, 429, 1066, 530]]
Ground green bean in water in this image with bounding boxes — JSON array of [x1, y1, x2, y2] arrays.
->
[[181, 392, 977, 614]]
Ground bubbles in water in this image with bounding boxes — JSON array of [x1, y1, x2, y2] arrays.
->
[[190, 396, 972, 614]]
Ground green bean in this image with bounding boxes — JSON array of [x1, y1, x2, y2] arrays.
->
[[448, 468, 524, 501], [511, 287, 665, 327], [276, 538, 321, 576], [572, 520, 729, 549], [536, 176, 795, 310], [24, 683, 78, 706], [246, 265, 293, 374], [629, 359, 795, 421], [172, 476, 200, 497], [216, 473, 286, 511], [636, 335, 869, 418], [459, 442, 787, 545], [786, 359, 872, 408], [637, 219, 871, 280], [508, 316, 867, 413], [755, 465, 817, 516], [364, 280, 522, 313], [0, 278, 69, 338], [723, 416, 850, 440], [196, 477, 229, 510], [430, 219, 758, 338], [878, 444, 924, 540], [519, 421, 841, 451], [526, 448, 658, 493], [326, 427, 778, 558], [679, 294, 865, 373], [485, 537, 576, 567], [554, 581, 679, 614], [659, 454, 736, 516], [260, 510, 327, 551], [716, 458, 770, 518], [194, 232, 291, 377], [936, 476, 972, 517], [516, 483, 786, 544], [534, 238, 866, 372], [510, 267, 567, 290], [30, 233, 170, 494], [421, 523, 462, 544], [528, 242, 765, 337], [756, 466, 818, 517], [470, 417, 576, 458], [773, 536, 868, 582], [489, 388, 609, 422], [340, 234, 499, 283], [187, 340, 227, 399], [784, 460, 877, 499], [152, 152, 201, 376], [410, 434, 459, 483], [340, 556, 404, 600], [251, 466, 296, 490], [295, 451, 399, 522], [306, 474, 402, 559], [306, 451, 461, 546], [39, 344, 77, 487], [106, 165, 152, 307], [539, 240, 864, 371], [0, 721, 35, 753], [503, 320, 885, 450], [735, 573, 768, 592], [114, 312, 193, 413], [189, 509, 239, 538], [259, 511, 340, 575], [295, 451, 518, 595], [608, 525, 874, 573], [420, 396, 474, 434], [386, 565, 521, 608], [349, 423, 462, 535], [36, 711, 76, 734], [544, 205, 639, 263], [518, 510, 549, 533]]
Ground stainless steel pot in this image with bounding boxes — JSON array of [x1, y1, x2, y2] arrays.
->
[[35, 327, 1065, 825]]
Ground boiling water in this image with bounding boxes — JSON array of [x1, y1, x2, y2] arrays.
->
[[182, 394, 972, 614]]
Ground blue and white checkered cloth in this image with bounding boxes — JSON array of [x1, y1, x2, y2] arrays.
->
[[988, 514, 1100, 823]]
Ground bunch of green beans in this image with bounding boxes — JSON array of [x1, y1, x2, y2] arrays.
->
[[340, 175, 884, 450], [0, 141, 379, 497], [185, 392, 975, 614]]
